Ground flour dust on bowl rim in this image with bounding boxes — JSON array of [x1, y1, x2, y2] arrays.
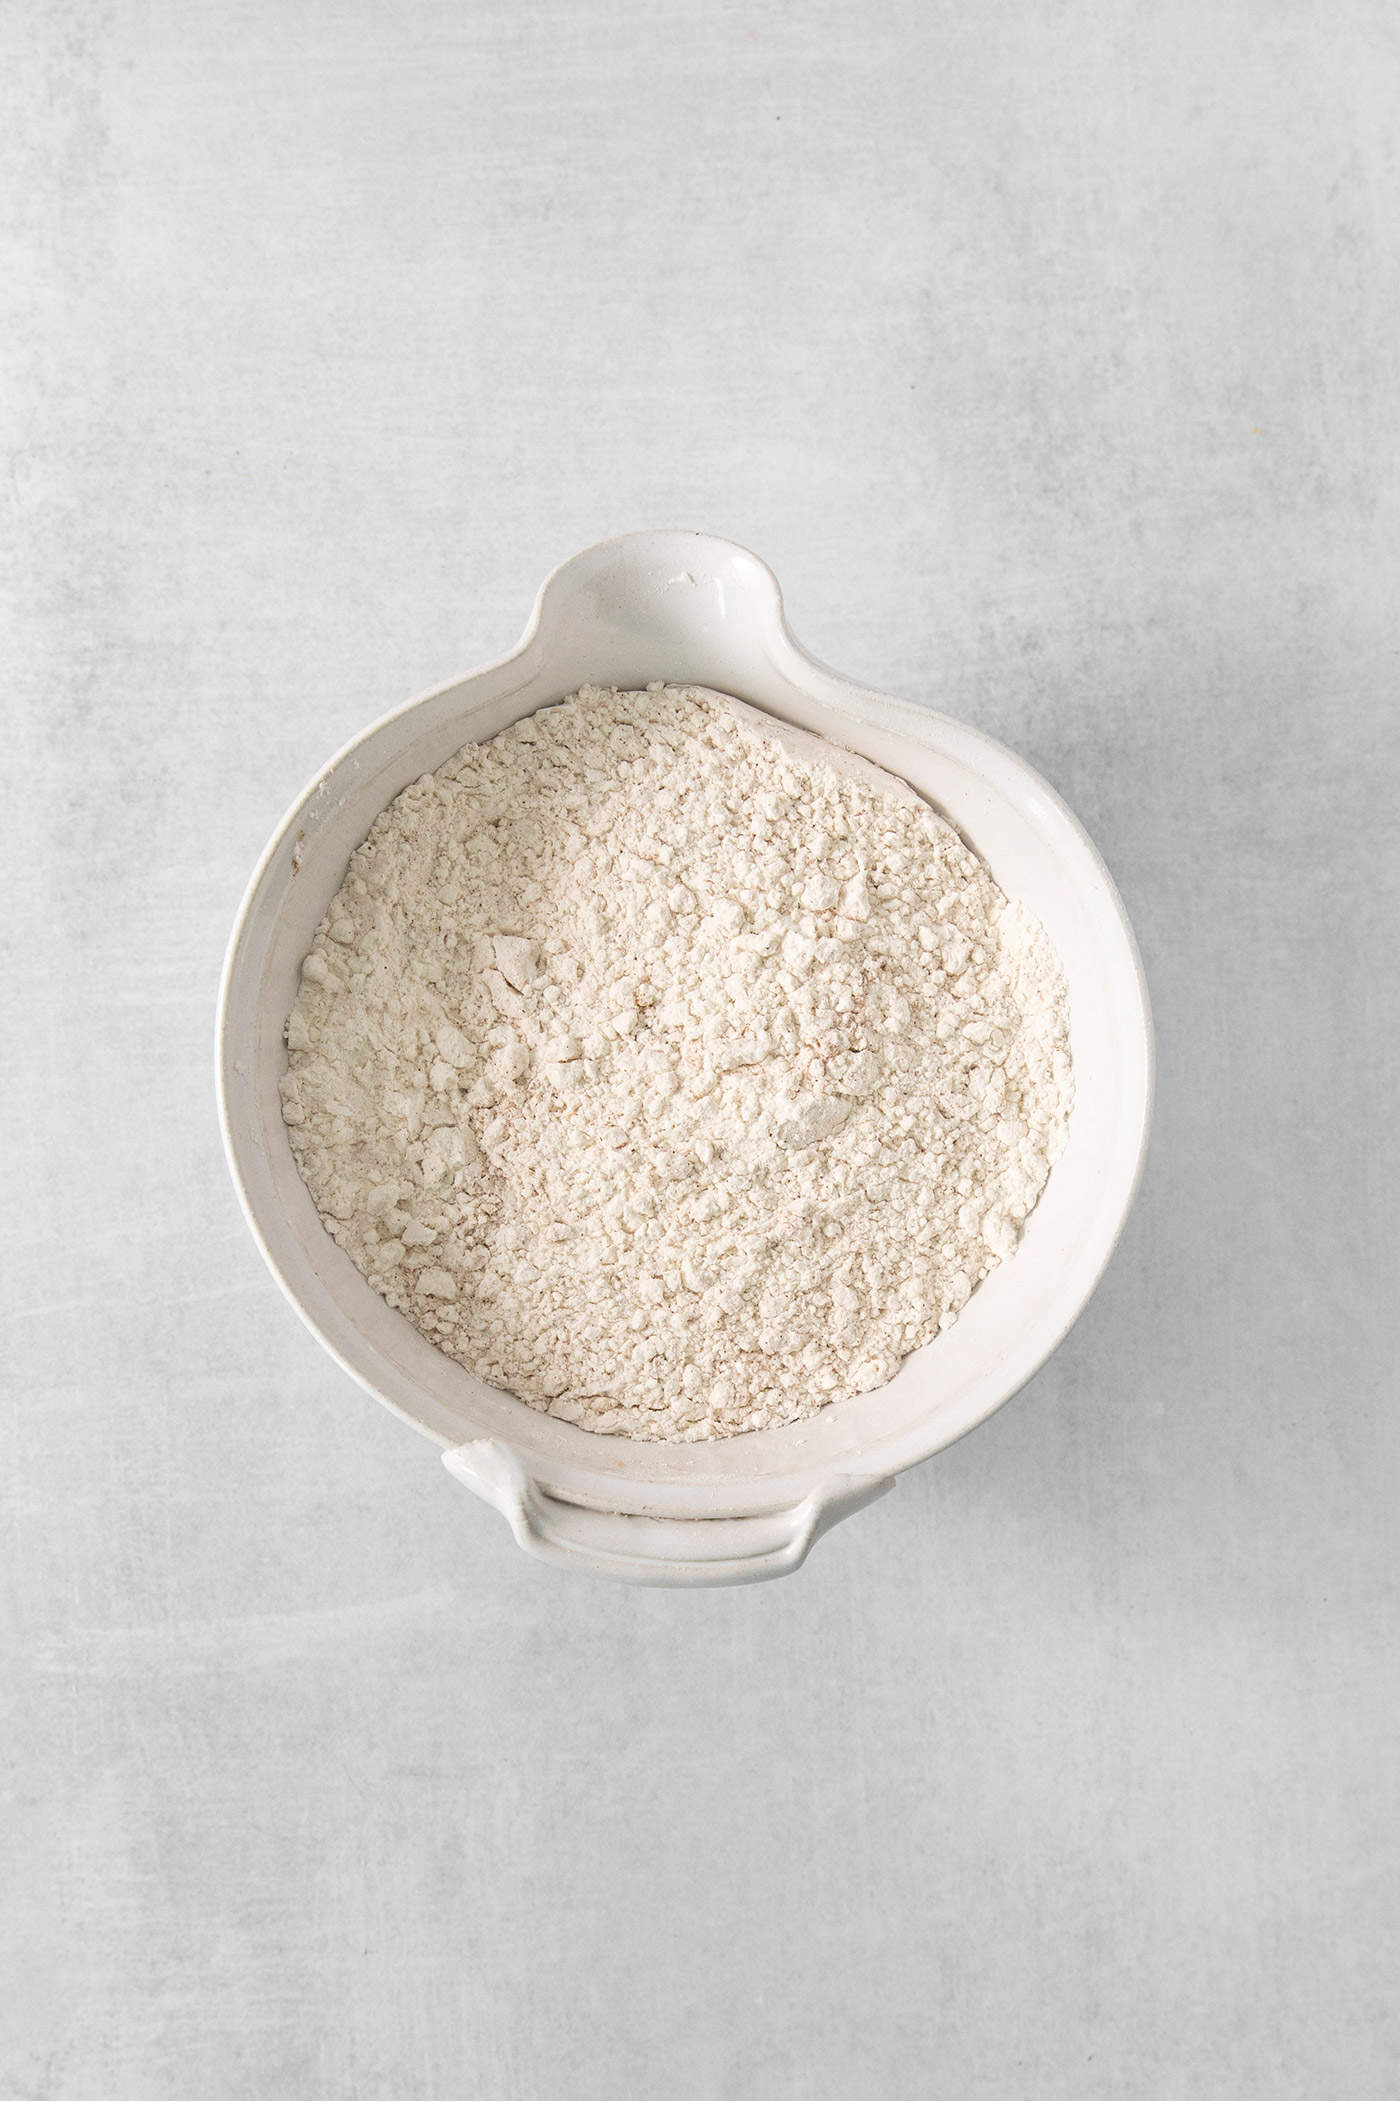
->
[[217, 531, 1153, 1587]]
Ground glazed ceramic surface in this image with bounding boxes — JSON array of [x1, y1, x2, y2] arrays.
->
[[218, 533, 1152, 1584]]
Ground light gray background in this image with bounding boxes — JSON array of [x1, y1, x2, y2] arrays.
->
[[5, 1, 1397, 2096]]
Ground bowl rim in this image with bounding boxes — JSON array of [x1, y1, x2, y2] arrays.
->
[[217, 529, 1154, 1516]]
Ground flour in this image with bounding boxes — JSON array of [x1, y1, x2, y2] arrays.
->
[[280, 684, 1072, 1442]]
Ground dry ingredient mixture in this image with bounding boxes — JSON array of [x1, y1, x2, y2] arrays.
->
[[281, 684, 1072, 1441]]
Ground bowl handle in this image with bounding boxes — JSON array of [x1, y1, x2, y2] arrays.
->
[[441, 1439, 892, 1587]]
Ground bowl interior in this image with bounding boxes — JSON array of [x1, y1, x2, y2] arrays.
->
[[221, 544, 1149, 1519]]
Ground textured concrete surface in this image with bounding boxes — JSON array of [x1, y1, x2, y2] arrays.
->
[[5, 2, 1398, 2095]]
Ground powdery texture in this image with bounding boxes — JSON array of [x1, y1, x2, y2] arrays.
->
[[280, 684, 1072, 1441]]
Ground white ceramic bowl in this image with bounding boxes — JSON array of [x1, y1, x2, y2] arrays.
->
[[218, 532, 1152, 1586]]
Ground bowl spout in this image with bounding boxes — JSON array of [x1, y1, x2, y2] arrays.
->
[[526, 530, 789, 693]]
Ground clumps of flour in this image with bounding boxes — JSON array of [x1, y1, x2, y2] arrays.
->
[[280, 684, 1072, 1441]]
